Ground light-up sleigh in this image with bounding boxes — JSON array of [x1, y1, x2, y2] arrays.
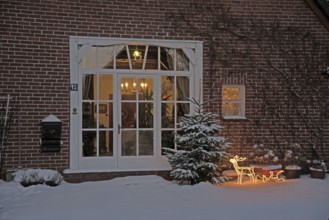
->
[[229, 155, 285, 184]]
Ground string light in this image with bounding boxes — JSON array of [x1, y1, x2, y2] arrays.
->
[[229, 155, 285, 184], [230, 155, 256, 184]]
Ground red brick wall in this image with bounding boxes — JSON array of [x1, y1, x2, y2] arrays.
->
[[1, 0, 328, 175]]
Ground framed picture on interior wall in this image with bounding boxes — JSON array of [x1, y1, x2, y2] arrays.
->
[[96, 104, 107, 114]]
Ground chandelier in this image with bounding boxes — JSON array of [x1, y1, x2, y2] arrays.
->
[[121, 80, 147, 93], [132, 47, 142, 62]]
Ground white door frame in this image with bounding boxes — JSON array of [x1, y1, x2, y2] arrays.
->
[[69, 36, 203, 171]]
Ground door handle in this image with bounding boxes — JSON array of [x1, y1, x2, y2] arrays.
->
[[118, 124, 121, 134]]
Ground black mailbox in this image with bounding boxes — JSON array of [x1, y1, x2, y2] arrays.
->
[[41, 115, 61, 152]]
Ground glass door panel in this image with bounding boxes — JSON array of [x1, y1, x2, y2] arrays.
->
[[81, 73, 114, 158], [160, 75, 190, 154], [98, 101, 113, 157], [120, 76, 155, 157], [82, 102, 96, 129], [138, 103, 153, 128], [121, 130, 137, 156], [83, 131, 96, 157], [121, 102, 136, 128], [139, 130, 153, 155], [99, 131, 113, 156]]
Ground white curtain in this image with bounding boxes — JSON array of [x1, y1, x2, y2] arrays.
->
[[176, 49, 189, 71], [83, 75, 93, 100], [177, 76, 189, 114]]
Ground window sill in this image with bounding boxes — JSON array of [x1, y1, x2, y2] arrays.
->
[[222, 116, 247, 120]]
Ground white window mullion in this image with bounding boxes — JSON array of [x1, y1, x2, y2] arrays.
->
[[142, 45, 149, 70], [114, 73, 120, 165], [114, 46, 117, 69], [96, 74, 100, 157], [155, 74, 160, 156], [136, 95, 139, 156], [126, 44, 132, 70], [174, 49, 177, 71], [157, 46, 160, 70], [174, 76, 178, 150]]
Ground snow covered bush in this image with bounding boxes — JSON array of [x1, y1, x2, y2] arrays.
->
[[307, 160, 327, 172], [283, 143, 306, 166], [164, 98, 231, 185], [306, 145, 328, 172], [14, 169, 64, 187], [249, 144, 280, 165]]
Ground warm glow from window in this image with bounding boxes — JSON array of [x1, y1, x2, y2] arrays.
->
[[222, 85, 245, 118], [223, 88, 240, 100], [133, 49, 142, 62]]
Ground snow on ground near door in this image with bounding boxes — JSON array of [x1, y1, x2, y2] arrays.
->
[[1, 175, 328, 220]]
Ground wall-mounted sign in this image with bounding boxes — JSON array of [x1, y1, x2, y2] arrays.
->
[[72, 107, 78, 115]]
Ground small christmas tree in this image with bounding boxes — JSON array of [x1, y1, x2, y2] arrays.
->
[[164, 98, 231, 185]]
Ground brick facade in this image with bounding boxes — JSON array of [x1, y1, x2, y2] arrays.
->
[[1, 0, 328, 178]]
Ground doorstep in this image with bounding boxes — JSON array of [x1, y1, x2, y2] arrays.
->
[[63, 170, 171, 183]]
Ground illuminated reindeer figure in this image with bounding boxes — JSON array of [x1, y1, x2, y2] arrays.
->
[[229, 155, 256, 184]]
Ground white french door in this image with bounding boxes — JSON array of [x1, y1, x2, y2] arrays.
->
[[117, 75, 164, 169], [77, 74, 170, 170]]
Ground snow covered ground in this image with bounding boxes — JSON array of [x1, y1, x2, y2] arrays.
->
[[1, 175, 328, 220]]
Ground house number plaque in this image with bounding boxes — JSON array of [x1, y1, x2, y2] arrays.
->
[[70, 84, 78, 91]]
